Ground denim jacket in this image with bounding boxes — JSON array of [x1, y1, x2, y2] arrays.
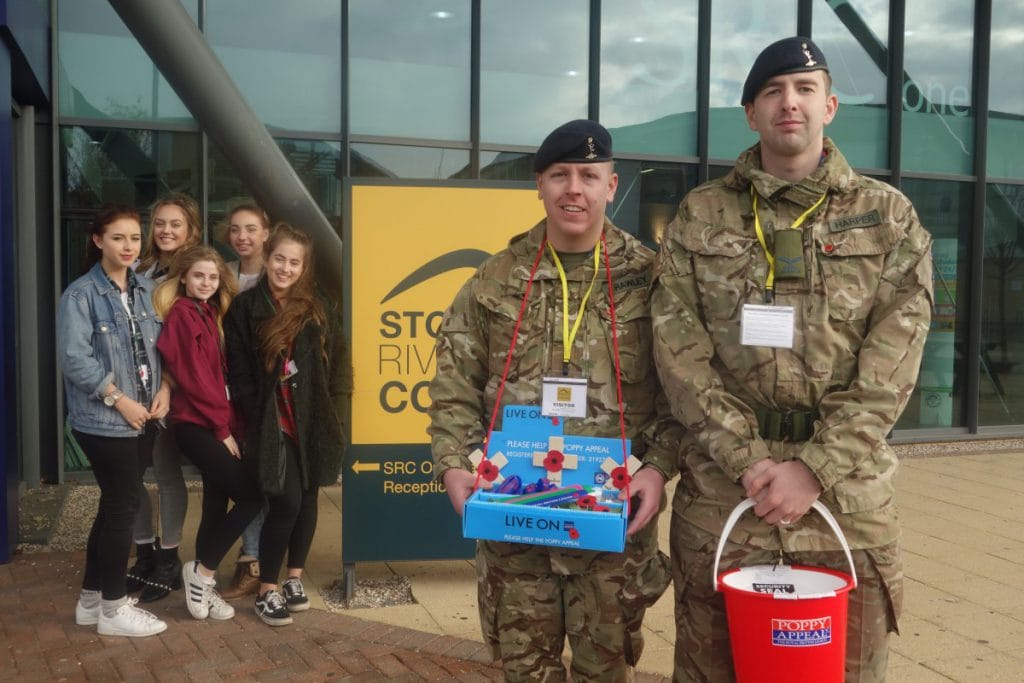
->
[[57, 262, 163, 437]]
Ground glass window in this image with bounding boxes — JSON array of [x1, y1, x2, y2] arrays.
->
[[708, 0, 796, 161], [350, 143, 470, 180], [812, 0, 889, 169], [58, 0, 196, 123], [895, 179, 972, 431], [979, 183, 1024, 426], [480, 0, 589, 146], [207, 138, 342, 259], [901, 1, 975, 175], [60, 125, 200, 286], [987, 4, 1024, 179], [206, 0, 341, 134], [611, 162, 696, 248], [349, 0, 470, 141], [480, 151, 535, 181], [599, 1, 698, 157]]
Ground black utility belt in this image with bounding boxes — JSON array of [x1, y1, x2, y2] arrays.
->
[[754, 407, 818, 442]]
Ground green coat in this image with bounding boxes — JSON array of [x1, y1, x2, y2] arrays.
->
[[224, 278, 351, 495]]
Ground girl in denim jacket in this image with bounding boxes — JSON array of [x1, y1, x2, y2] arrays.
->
[[57, 204, 171, 637]]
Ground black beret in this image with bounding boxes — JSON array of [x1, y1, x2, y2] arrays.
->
[[533, 119, 613, 173], [741, 37, 829, 105]]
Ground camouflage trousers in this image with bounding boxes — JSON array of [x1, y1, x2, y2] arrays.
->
[[670, 516, 901, 683], [476, 527, 672, 682]]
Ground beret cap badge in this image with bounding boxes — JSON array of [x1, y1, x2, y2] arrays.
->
[[802, 42, 816, 67]]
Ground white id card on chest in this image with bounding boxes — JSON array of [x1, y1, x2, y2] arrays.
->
[[541, 376, 588, 418], [740, 304, 795, 348]]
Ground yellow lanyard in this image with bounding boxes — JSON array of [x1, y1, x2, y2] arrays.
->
[[751, 185, 827, 301], [546, 241, 602, 375]]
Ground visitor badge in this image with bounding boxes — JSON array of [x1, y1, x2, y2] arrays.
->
[[541, 376, 588, 418], [740, 304, 795, 348]]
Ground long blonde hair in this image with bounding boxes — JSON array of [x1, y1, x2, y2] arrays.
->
[[153, 245, 238, 338], [259, 223, 326, 372], [138, 193, 203, 274]]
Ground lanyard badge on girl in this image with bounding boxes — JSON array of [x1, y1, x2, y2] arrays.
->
[[540, 241, 601, 418], [740, 186, 825, 350]]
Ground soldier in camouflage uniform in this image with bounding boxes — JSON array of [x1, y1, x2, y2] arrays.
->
[[645, 38, 934, 682], [428, 120, 682, 682]]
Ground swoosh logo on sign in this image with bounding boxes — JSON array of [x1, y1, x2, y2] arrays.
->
[[380, 249, 491, 304]]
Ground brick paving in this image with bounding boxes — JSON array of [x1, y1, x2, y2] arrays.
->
[[0, 550, 668, 681]]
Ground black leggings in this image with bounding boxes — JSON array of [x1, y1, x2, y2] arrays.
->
[[74, 427, 156, 600], [258, 438, 319, 584], [172, 422, 262, 571]]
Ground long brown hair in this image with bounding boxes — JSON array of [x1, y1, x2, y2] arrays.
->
[[138, 193, 203, 273], [153, 245, 238, 339], [259, 223, 326, 372]]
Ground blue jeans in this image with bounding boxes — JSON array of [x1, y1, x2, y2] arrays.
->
[[240, 505, 267, 558]]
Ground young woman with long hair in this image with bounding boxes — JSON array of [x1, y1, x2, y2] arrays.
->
[[153, 245, 262, 621], [224, 224, 351, 626], [57, 203, 170, 637], [127, 192, 205, 602], [218, 201, 272, 601]]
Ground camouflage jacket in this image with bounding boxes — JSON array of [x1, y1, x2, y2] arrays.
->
[[649, 139, 934, 551], [429, 219, 682, 484]]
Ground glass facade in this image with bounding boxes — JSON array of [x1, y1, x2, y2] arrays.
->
[[51, 1, 1024, 437], [902, 0, 975, 175]]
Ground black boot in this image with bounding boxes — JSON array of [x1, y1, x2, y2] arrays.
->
[[126, 540, 157, 593], [138, 544, 182, 603]]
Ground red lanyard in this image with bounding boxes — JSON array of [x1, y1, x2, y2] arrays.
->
[[475, 232, 631, 506]]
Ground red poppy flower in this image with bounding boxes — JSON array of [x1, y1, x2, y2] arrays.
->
[[568, 527, 580, 540], [610, 466, 631, 489], [577, 495, 596, 510], [593, 505, 610, 512], [477, 460, 499, 482], [543, 450, 565, 472]]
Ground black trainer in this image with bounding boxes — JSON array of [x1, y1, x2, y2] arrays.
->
[[254, 589, 293, 626], [281, 577, 310, 612]]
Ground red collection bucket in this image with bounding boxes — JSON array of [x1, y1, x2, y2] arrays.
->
[[713, 500, 858, 683]]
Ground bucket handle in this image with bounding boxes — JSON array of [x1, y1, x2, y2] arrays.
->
[[712, 499, 858, 591]]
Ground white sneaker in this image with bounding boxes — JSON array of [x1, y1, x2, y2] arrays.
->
[[183, 560, 211, 619], [208, 589, 235, 620], [75, 599, 100, 626], [97, 599, 167, 637]]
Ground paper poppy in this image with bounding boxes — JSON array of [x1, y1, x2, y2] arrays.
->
[[577, 495, 596, 510], [568, 528, 580, 540], [477, 460, 499, 482], [543, 450, 565, 472], [610, 466, 631, 489]]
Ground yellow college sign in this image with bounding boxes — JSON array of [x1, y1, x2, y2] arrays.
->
[[350, 185, 542, 445]]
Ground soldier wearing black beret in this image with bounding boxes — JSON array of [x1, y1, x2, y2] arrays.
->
[[429, 118, 680, 680], [650, 36, 933, 682]]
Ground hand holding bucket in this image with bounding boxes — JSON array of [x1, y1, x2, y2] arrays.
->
[[712, 499, 858, 682]]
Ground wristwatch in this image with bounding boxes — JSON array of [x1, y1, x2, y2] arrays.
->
[[103, 391, 124, 407]]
